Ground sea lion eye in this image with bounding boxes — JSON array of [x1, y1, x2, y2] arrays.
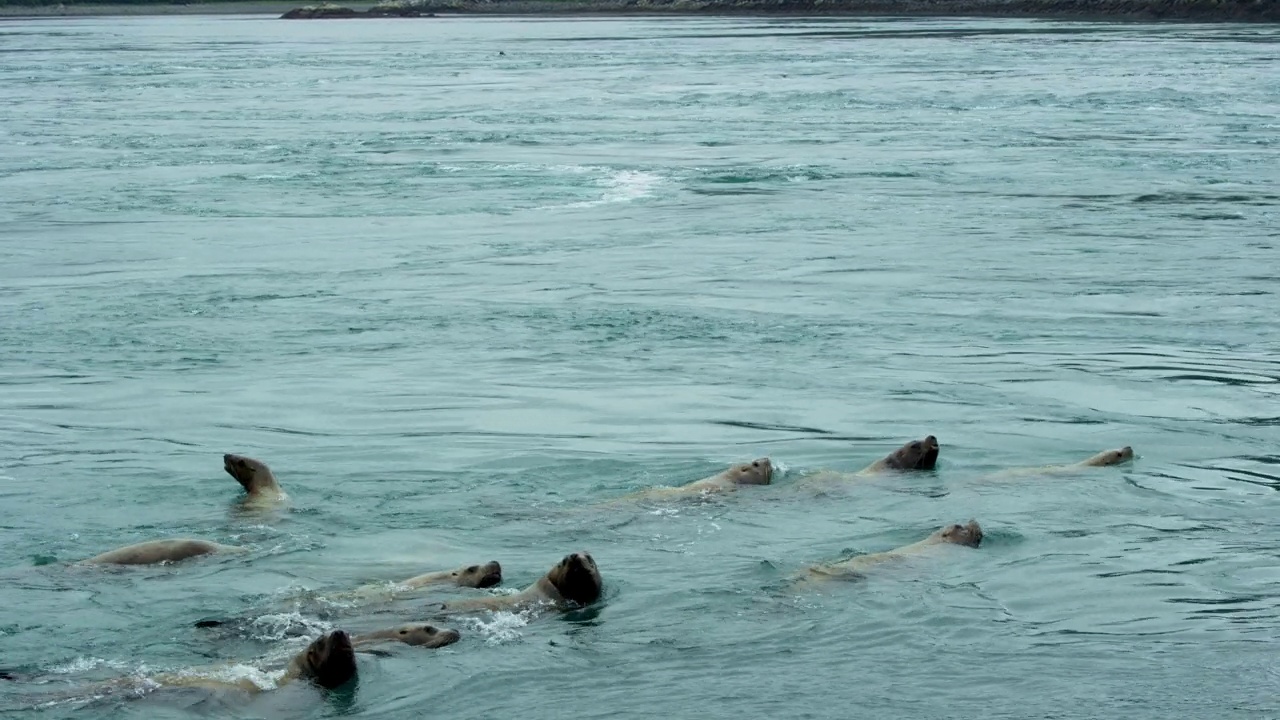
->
[[752, 461, 759, 468], [466, 565, 478, 573], [399, 629, 408, 635], [423, 626, 435, 634]]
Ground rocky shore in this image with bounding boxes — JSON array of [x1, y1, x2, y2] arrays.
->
[[281, 0, 1279, 22], [281, 1, 424, 15]]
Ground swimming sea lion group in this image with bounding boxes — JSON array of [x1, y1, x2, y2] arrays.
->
[[35, 436, 1132, 699]]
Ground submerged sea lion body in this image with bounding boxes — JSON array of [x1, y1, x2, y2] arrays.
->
[[224, 453, 287, 508], [431, 552, 602, 619], [984, 446, 1133, 480], [617, 458, 773, 503], [80, 538, 246, 566], [798, 520, 983, 585]]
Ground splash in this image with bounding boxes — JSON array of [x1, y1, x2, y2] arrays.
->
[[247, 612, 332, 642], [568, 170, 663, 208], [165, 663, 280, 692], [461, 606, 546, 646], [47, 656, 130, 675]]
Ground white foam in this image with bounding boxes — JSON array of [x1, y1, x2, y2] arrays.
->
[[47, 656, 129, 674], [461, 606, 544, 646], [565, 170, 663, 208], [247, 612, 332, 642], [167, 663, 280, 691]]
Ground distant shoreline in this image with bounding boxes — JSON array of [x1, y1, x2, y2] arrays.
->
[[0, 1, 328, 15], [1, 0, 1275, 21]]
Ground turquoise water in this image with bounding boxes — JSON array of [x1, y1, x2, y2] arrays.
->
[[1, 13, 1279, 718]]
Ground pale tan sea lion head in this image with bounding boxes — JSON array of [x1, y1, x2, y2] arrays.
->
[[935, 520, 983, 548], [298, 631, 357, 689], [723, 457, 773, 485], [546, 551, 603, 607], [385, 624, 462, 648], [1081, 446, 1134, 467], [223, 453, 279, 494], [451, 561, 503, 588], [882, 435, 939, 471]]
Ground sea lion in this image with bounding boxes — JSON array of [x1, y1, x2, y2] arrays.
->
[[398, 560, 503, 590], [191, 561, 503, 631], [322, 560, 504, 605], [983, 446, 1134, 480], [857, 435, 940, 474], [797, 436, 939, 486], [614, 458, 773, 503], [223, 453, 287, 507], [79, 538, 247, 565], [797, 520, 983, 585], [431, 552, 602, 618], [134, 630, 356, 694], [280, 630, 358, 689], [351, 623, 461, 650]]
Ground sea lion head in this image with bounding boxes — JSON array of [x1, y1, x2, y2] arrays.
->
[[223, 453, 277, 493], [723, 457, 773, 486], [936, 520, 983, 548], [1082, 446, 1133, 467], [451, 561, 503, 589], [882, 435, 939, 471], [546, 551, 602, 607], [299, 630, 357, 689], [387, 623, 462, 649]]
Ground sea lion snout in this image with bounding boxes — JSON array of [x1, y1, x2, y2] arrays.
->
[[477, 561, 503, 588], [330, 630, 352, 649], [550, 551, 602, 606], [451, 560, 503, 588]]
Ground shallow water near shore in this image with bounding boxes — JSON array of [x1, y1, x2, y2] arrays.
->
[[1, 14, 1279, 719]]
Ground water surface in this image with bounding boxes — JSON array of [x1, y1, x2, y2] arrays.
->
[[1, 14, 1278, 719]]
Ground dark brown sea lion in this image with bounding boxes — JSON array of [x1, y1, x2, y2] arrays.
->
[[144, 630, 356, 693], [282, 630, 358, 689]]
